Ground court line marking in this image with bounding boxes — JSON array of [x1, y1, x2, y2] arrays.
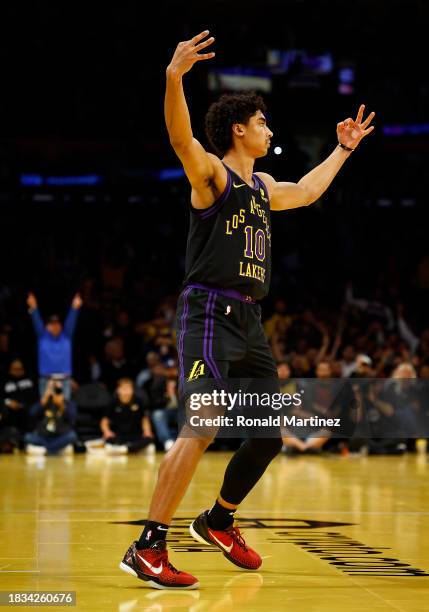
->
[[284, 541, 408, 610], [4, 508, 429, 515], [0, 570, 40, 573]]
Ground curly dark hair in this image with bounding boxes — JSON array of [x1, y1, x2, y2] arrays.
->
[[205, 92, 267, 157]]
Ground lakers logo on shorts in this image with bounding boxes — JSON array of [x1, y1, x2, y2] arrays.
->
[[187, 359, 206, 381]]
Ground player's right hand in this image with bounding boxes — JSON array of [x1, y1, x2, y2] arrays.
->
[[167, 30, 215, 77]]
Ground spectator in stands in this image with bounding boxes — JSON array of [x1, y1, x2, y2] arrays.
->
[[345, 283, 395, 330], [383, 363, 420, 437], [279, 361, 307, 454], [142, 355, 178, 451], [330, 361, 343, 378], [27, 292, 82, 400], [2, 359, 36, 442], [24, 378, 78, 455], [363, 364, 418, 454], [281, 360, 337, 454], [136, 351, 158, 388], [103, 309, 140, 363], [153, 330, 177, 368], [0, 360, 29, 450], [101, 337, 135, 392], [340, 345, 357, 377], [149, 379, 178, 452], [100, 378, 155, 455], [277, 361, 293, 389], [304, 360, 339, 451], [419, 363, 429, 379], [264, 298, 292, 342], [0, 326, 12, 380], [350, 354, 374, 378]]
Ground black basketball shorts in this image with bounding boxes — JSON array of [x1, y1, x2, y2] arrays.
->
[[175, 284, 278, 384]]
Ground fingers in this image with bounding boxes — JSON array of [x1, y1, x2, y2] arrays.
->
[[361, 111, 375, 129], [195, 52, 216, 61], [191, 30, 210, 44], [194, 36, 215, 51], [188, 30, 215, 62], [355, 104, 365, 124], [343, 118, 353, 128], [363, 125, 375, 135], [355, 104, 375, 128]]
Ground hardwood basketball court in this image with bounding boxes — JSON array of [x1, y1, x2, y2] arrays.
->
[[1, 451, 428, 611]]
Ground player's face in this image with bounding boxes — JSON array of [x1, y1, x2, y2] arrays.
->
[[243, 110, 273, 157]]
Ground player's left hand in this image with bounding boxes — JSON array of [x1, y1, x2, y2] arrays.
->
[[337, 105, 375, 150]]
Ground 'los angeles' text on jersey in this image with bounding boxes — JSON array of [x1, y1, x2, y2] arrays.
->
[[183, 164, 271, 300]]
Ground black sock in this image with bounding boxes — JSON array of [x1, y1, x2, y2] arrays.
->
[[137, 520, 169, 549], [207, 500, 236, 530]]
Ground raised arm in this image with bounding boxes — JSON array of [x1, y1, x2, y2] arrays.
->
[[397, 303, 419, 354], [258, 105, 375, 211], [165, 30, 227, 209], [27, 292, 45, 337], [64, 294, 82, 337]]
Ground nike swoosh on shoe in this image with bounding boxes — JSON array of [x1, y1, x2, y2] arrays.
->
[[136, 553, 163, 575], [208, 530, 233, 553]]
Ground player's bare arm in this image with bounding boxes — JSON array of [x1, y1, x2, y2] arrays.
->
[[165, 31, 227, 209], [257, 105, 375, 211]]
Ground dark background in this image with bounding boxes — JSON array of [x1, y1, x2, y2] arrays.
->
[[0, 0, 428, 380]]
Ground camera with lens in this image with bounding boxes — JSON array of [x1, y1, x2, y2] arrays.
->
[[53, 382, 63, 395]]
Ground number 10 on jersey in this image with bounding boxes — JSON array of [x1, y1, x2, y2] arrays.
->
[[244, 226, 266, 262]]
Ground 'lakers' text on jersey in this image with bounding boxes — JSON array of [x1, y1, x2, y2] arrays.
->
[[183, 163, 272, 300]]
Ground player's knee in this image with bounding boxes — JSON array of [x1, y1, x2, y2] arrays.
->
[[160, 435, 214, 459]]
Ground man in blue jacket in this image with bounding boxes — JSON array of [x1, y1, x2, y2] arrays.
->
[[27, 292, 82, 400]]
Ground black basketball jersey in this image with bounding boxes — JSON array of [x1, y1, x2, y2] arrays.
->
[[183, 163, 272, 300]]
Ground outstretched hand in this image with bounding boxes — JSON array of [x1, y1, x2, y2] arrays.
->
[[167, 30, 215, 77], [337, 105, 375, 150]]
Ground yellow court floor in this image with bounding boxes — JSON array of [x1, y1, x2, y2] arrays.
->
[[1, 451, 429, 612]]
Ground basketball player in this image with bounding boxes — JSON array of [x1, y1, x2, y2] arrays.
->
[[120, 31, 375, 589]]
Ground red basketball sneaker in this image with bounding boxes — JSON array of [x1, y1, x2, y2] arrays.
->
[[189, 511, 262, 570], [119, 541, 199, 589]]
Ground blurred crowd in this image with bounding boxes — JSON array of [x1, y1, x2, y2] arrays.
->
[[0, 277, 428, 457]]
